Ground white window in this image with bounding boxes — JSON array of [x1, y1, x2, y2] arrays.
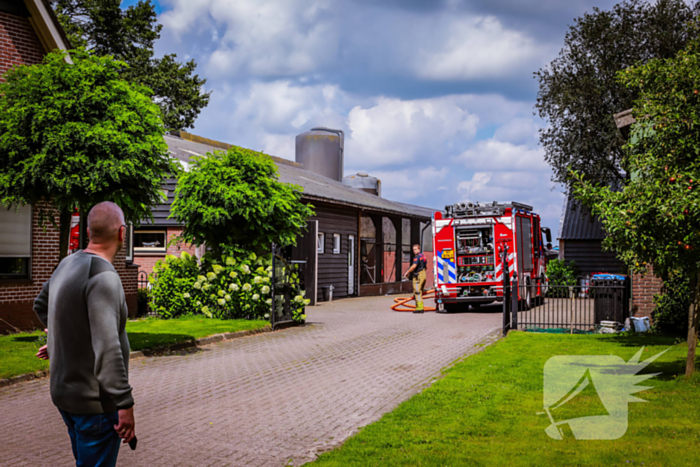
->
[[317, 232, 325, 254], [134, 229, 167, 253], [124, 224, 134, 262], [0, 204, 32, 278], [333, 234, 341, 254]]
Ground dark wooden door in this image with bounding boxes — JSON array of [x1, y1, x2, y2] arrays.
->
[[291, 220, 318, 306]]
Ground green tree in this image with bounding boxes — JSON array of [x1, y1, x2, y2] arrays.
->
[[535, 0, 700, 187], [0, 49, 177, 261], [50, 0, 210, 131], [171, 147, 314, 259], [572, 36, 700, 376]]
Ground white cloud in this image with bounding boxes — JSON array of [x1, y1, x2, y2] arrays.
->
[[361, 167, 449, 201], [346, 96, 479, 167], [457, 138, 548, 171], [412, 15, 546, 80], [161, 0, 337, 77]]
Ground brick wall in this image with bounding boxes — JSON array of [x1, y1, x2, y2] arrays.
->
[[632, 266, 664, 319], [135, 227, 196, 277], [1, 203, 140, 333], [0, 11, 46, 81]]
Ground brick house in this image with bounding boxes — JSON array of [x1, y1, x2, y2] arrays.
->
[[0, 0, 138, 333]]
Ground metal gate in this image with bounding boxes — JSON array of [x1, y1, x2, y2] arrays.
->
[[502, 261, 630, 335], [271, 243, 307, 330]]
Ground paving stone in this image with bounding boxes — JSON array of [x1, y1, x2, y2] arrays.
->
[[0, 296, 501, 466]]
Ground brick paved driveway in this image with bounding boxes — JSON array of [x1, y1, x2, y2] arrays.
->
[[0, 296, 501, 466]]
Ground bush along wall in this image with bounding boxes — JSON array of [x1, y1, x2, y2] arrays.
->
[[149, 251, 308, 321]]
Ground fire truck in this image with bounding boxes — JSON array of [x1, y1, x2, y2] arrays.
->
[[432, 201, 554, 312]]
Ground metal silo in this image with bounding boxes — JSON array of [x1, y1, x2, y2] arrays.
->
[[295, 127, 344, 181], [343, 172, 382, 197]]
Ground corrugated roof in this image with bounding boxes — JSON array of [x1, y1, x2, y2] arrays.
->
[[143, 134, 434, 226], [558, 191, 607, 240]]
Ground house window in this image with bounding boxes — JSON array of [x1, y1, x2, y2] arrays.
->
[[124, 224, 134, 262], [333, 234, 341, 254], [0, 205, 32, 279], [317, 232, 325, 254], [134, 229, 167, 253]]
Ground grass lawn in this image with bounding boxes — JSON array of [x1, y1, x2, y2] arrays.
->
[[0, 315, 268, 380], [314, 332, 700, 467]]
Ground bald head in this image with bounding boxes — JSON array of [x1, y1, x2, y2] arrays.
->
[[87, 202, 125, 245]]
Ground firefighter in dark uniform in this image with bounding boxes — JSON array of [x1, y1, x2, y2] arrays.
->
[[404, 244, 427, 313]]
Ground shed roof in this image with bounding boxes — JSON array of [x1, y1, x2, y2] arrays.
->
[[557, 191, 607, 240], [143, 133, 435, 227]]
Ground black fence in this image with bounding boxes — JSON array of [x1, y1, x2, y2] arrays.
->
[[502, 275, 630, 336], [271, 244, 306, 330]]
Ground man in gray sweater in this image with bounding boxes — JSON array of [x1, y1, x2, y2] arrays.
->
[[34, 201, 135, 467]]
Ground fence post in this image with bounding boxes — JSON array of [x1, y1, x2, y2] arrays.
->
[[501, 246, 510, 336], [271, 243, 276, 330], [512, 275, 519, 332]]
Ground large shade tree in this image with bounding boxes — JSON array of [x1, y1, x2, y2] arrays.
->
[[0, 49, 177, 261], [171, 147, 315, 259], [573, 36, 700, 376], [50, 0, 210, 131], [536, 0, 700, 187]]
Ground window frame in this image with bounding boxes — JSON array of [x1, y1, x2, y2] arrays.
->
[[0, 204, 32, 280], [133, 229, 168, 254], [124, 224, 134, 262], [332, 233, 341, 254], [317, 232, 325, 254]]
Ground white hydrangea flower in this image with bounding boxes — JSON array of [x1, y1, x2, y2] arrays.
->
[[193, 282, 202, 289], [294, 295, 304, 303], [197, 275, 206, 282], [203, 283, 211, 291], [266, 299, 272, 306], [183, 293, 190, 299], [243, 283, 252, 292], [249, 253, 257, 261], [304, 299, 311, 305], [229, 283, 239, 292], [207, 272, 216, 281], [225, 257, 235, 266], [261, 285, 270, 294], [212, 264, 224, 274], [225, 294, 231, 301], [229, 271, 238, 279], [252, 294, 260, 301], [241, 264, 250, 274], [217, 298, 226, 306], [254, 276, 262, 284]]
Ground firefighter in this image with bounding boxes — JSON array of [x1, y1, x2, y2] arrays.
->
[[404, 244, 427, 313]]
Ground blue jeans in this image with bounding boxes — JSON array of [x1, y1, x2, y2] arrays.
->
[[59, 409, 121, 467]]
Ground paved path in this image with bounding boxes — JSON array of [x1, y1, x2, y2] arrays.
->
[[1, 296, 501, 466]]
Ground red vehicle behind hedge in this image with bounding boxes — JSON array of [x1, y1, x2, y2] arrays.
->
[[433, 201, 554, 312]]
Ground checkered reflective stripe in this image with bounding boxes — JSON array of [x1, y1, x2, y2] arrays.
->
[[437, 254, 457, 284], [495, 252, 516, 282]]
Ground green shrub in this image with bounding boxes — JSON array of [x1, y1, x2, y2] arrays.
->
[[546, 259, 579, 297], [149, 249, 308, 321], [652, 271, 690, 337], [150, 252, 200, 318]]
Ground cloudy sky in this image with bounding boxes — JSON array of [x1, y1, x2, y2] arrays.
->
[[124, 0, 622, 237]]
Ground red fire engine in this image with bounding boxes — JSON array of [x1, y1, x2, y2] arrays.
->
[[432, 201, 554, 312]]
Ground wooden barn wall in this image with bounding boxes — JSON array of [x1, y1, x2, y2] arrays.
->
[[560, 240, 626, 276], [310, 204, 360, 302]]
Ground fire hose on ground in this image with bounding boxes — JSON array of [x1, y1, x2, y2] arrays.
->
[[391, 289, 438, 312]]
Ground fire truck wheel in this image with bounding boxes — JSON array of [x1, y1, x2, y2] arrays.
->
[[444, 302, 465, 313]]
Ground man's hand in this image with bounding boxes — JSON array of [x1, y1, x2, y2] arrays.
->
[[114, 407, 136, 443], [36, 329, 48, 360]]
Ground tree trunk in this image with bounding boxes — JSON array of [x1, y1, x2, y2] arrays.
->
[[686, 273, 700, 378], [58, 208, 72, 263]]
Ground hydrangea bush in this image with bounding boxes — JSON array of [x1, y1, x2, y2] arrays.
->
[[150, 250, 308, 321]]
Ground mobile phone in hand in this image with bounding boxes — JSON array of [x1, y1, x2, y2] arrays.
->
[[129, 436, 138, 450]]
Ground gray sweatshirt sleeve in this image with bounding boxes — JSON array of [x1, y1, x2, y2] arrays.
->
[[33, 281, 50, 329], [86, 272, 134, 410]]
